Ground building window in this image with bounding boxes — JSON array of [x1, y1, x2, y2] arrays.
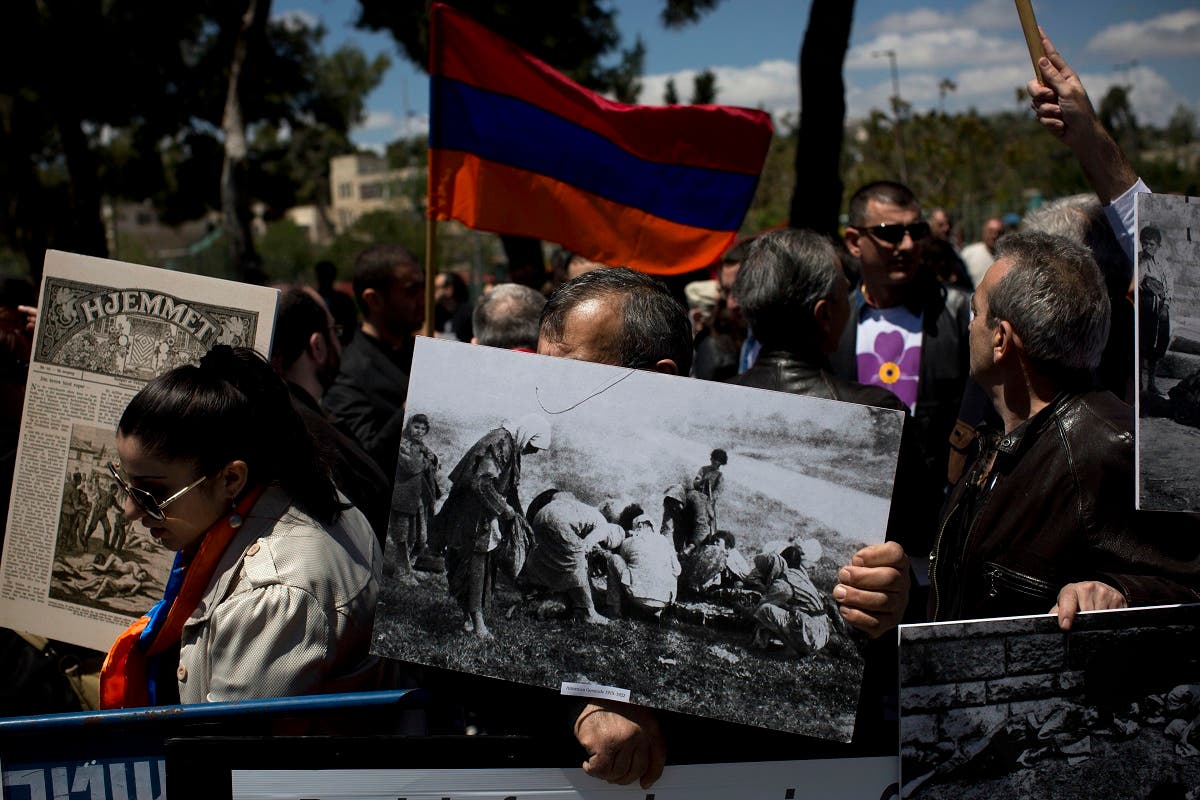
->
[[359, 182, 384, 200], [337, 182, 353, 199]]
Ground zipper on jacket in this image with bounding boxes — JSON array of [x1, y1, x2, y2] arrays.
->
[[982, 562, 1058, 602]]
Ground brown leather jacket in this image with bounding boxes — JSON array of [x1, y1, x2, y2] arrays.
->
[[929, 389, 1200, 621]]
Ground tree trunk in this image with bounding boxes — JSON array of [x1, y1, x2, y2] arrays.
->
[[55, 110, 109, 260], [788, 0, 855, 236], [221, 0, 270, 281]]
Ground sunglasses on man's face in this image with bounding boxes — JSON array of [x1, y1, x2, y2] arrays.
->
[[107, 462, 207, 522], [858, 220, 931, 245]]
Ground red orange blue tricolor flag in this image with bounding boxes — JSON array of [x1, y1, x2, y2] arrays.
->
[[427, 3, 774, 276]]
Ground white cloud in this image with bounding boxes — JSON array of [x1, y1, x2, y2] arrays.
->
[[1087, 9, 1200, 58], [961, 0, 1014, 31], [639, 60, 797, 118], [352, 110, 430, 145], [844, 59, 1191, 129], [846, 28, 1022, 71], [871, 8, 955, 34], [871, 0, 1012, 34], [273, 9, 319, 32], [1076, 65, 1190, 128]]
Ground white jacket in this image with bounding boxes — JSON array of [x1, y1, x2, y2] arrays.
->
[[176, 487, 381, 703]]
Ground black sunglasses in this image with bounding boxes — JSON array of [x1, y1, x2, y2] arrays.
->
[[108, 462, 207, 522], [858, 221, 931, 245]]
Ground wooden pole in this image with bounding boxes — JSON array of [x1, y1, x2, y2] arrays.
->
[[423, 215, 437, 337], [1014, 0, 1045, 84]]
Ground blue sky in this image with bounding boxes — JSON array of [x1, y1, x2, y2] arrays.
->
[[276, 0, 1200, 150]]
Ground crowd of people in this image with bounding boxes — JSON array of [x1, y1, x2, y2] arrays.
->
[[0, 26, 1197, 787]]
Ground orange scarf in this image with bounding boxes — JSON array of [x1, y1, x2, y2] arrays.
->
[[99, 486, 265, 709]]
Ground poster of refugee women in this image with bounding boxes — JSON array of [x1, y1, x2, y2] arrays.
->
[[370, 337, 905, 741], [0, 250, 278, 652], [899, 604, 1200, 799], [1135, 192, 1200, 512]]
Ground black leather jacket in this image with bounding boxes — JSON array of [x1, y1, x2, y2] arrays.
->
[[929, 389, 1200, 621]]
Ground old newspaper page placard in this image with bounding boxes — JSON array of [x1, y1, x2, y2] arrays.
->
[[1135, 192, 1200, 511], [372, 337, 904, 741], [0, 250, 278, 652], [899, 604, 1200, 799]]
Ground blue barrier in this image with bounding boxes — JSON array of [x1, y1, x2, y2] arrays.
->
[[0, 689, 426, 800]]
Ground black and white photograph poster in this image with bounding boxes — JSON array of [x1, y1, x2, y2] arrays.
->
[[370, 337, 905, 741], [899, 604, 1200, 799], [230, 758, 899, 800], [1136, 192, 1200, 512]]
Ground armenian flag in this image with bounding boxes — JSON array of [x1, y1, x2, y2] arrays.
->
[[427, 3, 773, 276]]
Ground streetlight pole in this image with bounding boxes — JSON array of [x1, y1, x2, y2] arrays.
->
[[873, 49, 908, 184]]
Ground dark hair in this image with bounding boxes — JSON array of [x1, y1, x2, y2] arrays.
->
[[352, 244, 418, 313], [780, 545, 804, 570], [920, 238, 963, 285], [437, 271, 469, 304], [710, 448, 728, 465], [722, 235, 758, 266], [735, 229, 843, 350], [539, 267, 693, 375], [408, 413, 430, 429], [1140, 226, 1162, 245], [273, 287, 330, 371], [118, 346, 343, 524], [704, 530, 736, 548], [617, 502, 645, 531], [314, 260, 337, 286], [473, 283, 546, 350], [847, 181, 919, 227]]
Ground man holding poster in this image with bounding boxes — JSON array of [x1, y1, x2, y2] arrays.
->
[[536, 267, 911, 788]]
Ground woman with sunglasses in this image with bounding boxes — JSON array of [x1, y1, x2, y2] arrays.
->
[[100, 345, 381, 708]]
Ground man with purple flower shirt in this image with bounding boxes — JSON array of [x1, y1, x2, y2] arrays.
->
[[833, 181, 972, 498]]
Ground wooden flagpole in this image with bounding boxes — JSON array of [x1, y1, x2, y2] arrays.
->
[[424, 215, 437, 338], [1014, 0, 1045, 84]]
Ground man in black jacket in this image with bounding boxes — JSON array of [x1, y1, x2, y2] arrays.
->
[[272, 286, 390, 547], [834, 181, 972, 489], [537, 266, 912, 787], [324, 244, 425, 478], [930, 231, 1200, 625]]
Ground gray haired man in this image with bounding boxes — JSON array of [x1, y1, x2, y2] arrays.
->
[[930, 231, 1199, 625], [471, 283, 546, 352]]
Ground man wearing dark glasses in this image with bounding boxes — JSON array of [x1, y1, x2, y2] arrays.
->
[[834, 181, 973, 549]]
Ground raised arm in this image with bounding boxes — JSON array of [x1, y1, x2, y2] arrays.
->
[[1026, 28, 1139, 205]]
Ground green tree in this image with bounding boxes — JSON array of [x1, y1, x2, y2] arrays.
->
[[1098, 84, 1140, 155], [355, 0, 628, 94], [258, 218, 316, 278], [1166, 105, 1197, 148], [605, 36, 646, 104], [663, 78, 680, 105], [0, 1, 209, 276], [690, 69, 718, 105], [0, 3, 385, 281]]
